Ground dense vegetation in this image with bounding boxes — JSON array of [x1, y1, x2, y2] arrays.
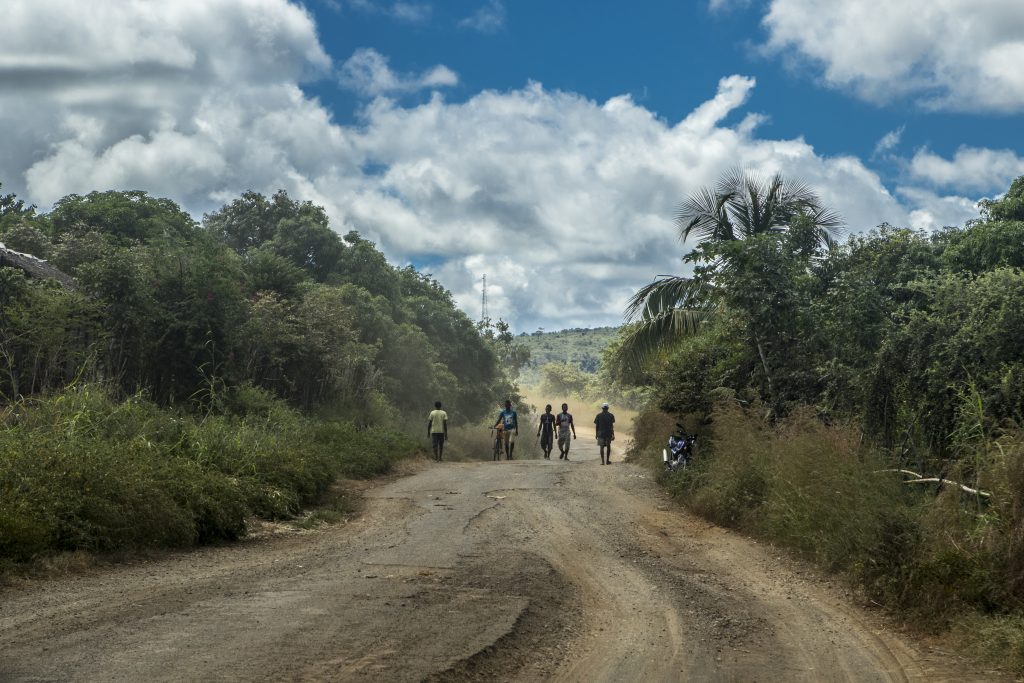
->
[[0, 186, 519, 563], [516, 327, 618, 379], [1, 386, 416, 562], [622, 175, 1024, 671], [514, 326, 648, 409]]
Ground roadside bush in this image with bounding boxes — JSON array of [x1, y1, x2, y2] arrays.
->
[[635, 400, 1024, 673], [311, 420, 418, 478], [624, 408, 678, 465], [960, 613, 1024, 673], [667, 404, 898, 570], [441, 421, 497, 461], [0, 385, 420, 562]]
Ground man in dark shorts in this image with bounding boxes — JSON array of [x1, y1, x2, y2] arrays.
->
[[537, 404, 556, 459], [595, 402, 615, 465], [555, 403, 576, 459], [427, 401, 448, 461]]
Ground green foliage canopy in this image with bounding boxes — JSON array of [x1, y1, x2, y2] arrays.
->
[[0, 187, 507, 424]]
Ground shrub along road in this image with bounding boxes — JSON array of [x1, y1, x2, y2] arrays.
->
[[0, 440, 1004, 682]]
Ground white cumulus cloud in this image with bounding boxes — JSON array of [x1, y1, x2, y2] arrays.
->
[[909, 146, 1024, 193], [0, 0, 990, 330], [459, 0, 506, 33], [872, 126, 904, 158], [1, 0, 345, 210], [329, 78, 928, 328], [339, 48, 458, 97], [340, 0, 432, 23], [391, 2, 432, 23], [708, 0, 754, 14], [762, 0, 1024, 112], [0, 0, 330, 89], [897, 186, 981, 232]]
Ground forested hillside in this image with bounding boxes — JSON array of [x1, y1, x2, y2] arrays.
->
[[516, 326, 618, 382], [0, 186, 519, 563], [620, 173, 1024, 672]]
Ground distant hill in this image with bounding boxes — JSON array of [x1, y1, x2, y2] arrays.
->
[[516, 326, 619, 383]]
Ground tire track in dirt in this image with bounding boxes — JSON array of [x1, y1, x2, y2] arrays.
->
[[458, 438, 1003, 682]]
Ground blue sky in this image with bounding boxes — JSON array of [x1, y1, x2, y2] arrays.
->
[[313, 0, 1019, 164], [2, 0, 1023, 331]]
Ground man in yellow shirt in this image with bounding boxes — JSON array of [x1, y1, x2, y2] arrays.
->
[[427, 401, 448, 461]]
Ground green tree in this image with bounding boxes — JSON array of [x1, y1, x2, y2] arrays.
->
[[0, 183, 35, 232], [939, 220, 1024, 273], [336, 232, 401, 301], [487, 319, 531, 376], [807, 225, 940, 417], [243, 247, 307, 297], [706, 221, 830, 414], [238, 292, 304, 397], [866, 268, 1024, 456], [0, 270, 99, 399], [648, 313, 751, 416], [677, 169, 842, 247], [292, 284, 378, 410], [0, 183, 519, 433], [978, 175, 1024, 223], [47, 191, 196, 244], [1, 223, 52, 258], [540, 361, 589, 396], [268, 216, 343, 283], [203, 190, 327, 255], [400, 269, 506, 420], [621, 170, 842, 374]]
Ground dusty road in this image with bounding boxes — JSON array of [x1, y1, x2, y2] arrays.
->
[[0, 438, 1003, 682]]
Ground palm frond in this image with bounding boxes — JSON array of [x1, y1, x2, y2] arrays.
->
[[808, 205, 845, 234], [745, 175, 766, 236], [676, 188, 734, 243], [624, 275, 706, 322], [617, 306, 711, 375], [805, 205, 845, 249], [717, 167, 746, 198], [762, 173, 788, 231], [620, 275, 714, 372], [778, 175, 818, 207]]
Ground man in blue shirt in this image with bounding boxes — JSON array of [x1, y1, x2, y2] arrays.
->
[[494, 400, 518, 460]]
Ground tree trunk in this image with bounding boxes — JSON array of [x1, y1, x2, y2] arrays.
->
[[753, 329, 777, 416]]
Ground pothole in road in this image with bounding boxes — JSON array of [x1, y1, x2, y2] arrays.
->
[[424, 549, 581, 682]]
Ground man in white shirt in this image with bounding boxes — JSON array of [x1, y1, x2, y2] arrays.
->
[[427, 401, 448, 461]]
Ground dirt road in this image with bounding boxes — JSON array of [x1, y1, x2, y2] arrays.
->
[[0, 438, 1003, 682]]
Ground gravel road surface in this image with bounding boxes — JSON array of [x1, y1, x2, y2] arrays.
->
[[0, 439, 1004, 681]]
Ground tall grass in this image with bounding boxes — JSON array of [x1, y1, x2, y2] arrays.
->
[[0, 384, 420, 564], [443, 420, 544, 461], [629, 401, 1024, 673]]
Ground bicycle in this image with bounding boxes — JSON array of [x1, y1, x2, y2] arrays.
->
[[491, 426, 504, 461]]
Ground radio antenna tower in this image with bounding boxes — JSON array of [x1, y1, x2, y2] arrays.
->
[[481, 274, 488, 323]]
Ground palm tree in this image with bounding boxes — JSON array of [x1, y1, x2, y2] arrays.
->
[[675, 168, 842, 245], [620, 169, 843, 373]]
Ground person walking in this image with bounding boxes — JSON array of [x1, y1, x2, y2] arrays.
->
[[494, 400, 518, 460], [537, 404, 556, 459], [427, 401, 448, 461], [555, 403, 576, 460], [595, 402, 615, 465]]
